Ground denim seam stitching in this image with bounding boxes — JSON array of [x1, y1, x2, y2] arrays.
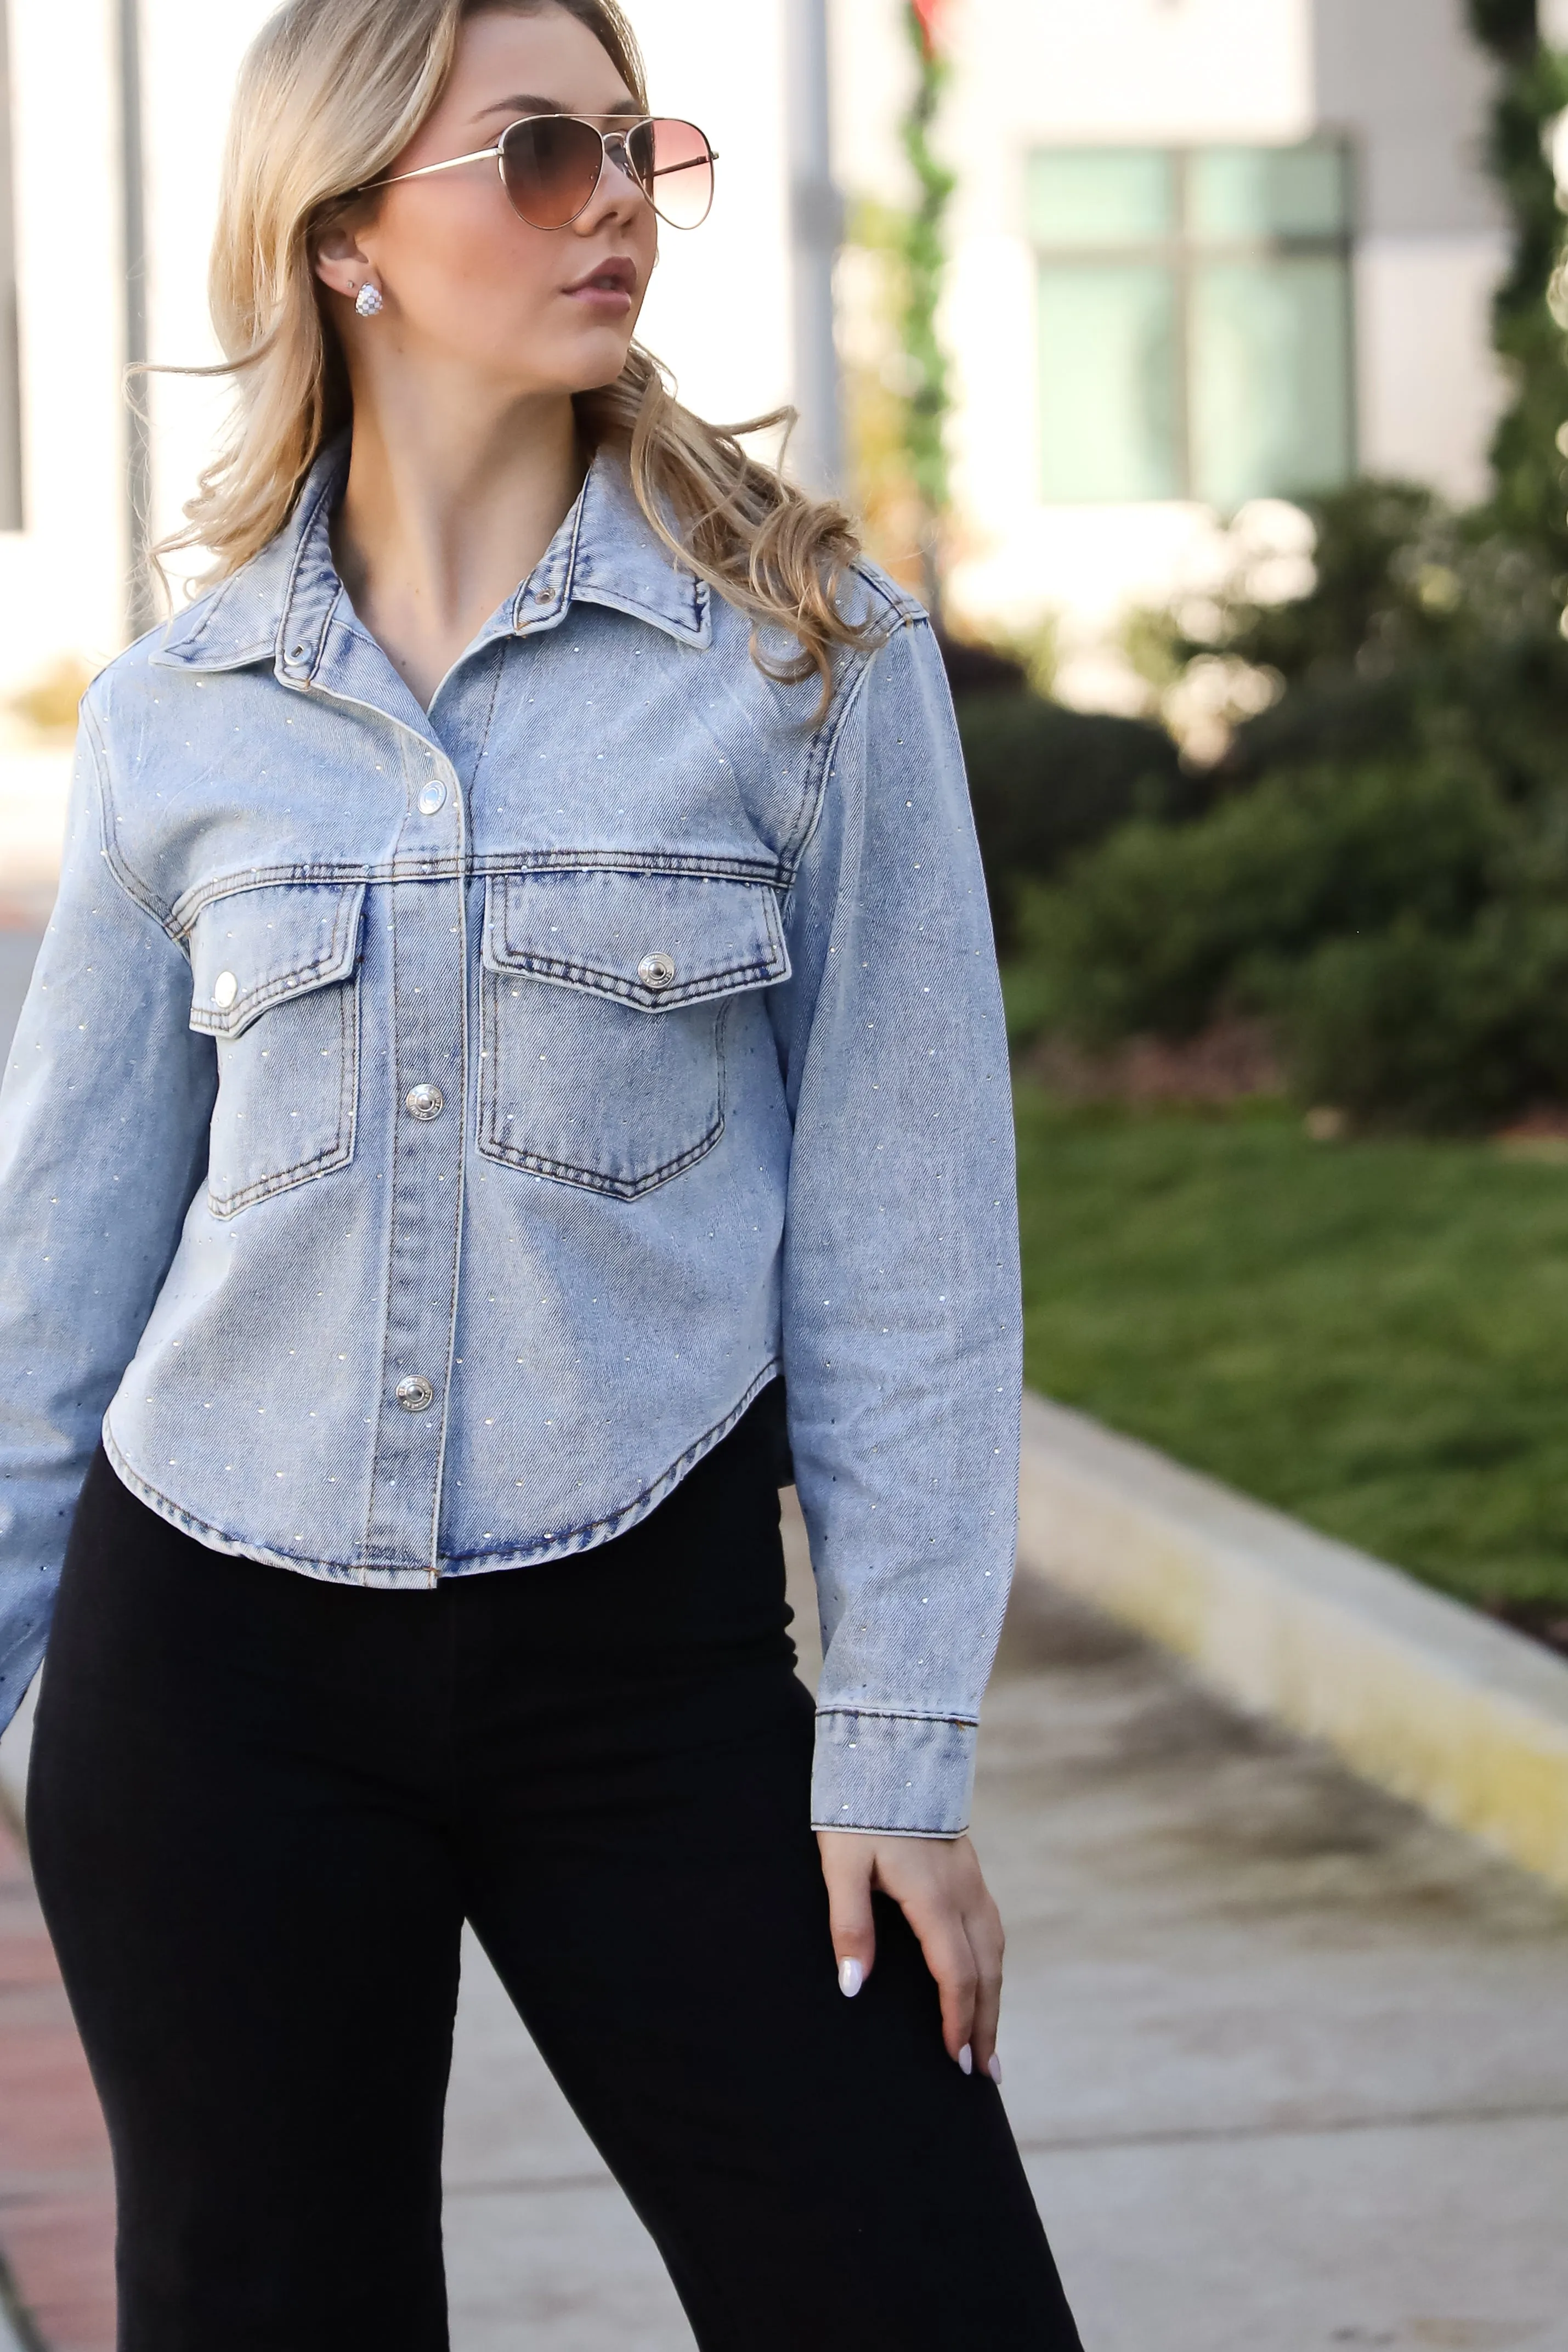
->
[[168, 850, 789, 931], [476, 961, 724, 1197], [103, 1360, 783, 1576], [778, 621, 899, 880], [78, 699, 183, 937], [205, 963, 360, 1217], [187, 883, 366, 1031], [815, 1706, 981, 1729]]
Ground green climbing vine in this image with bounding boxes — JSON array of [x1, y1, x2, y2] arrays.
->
[[899, 0, 956, 614], [1467, 0, 1568, 565]]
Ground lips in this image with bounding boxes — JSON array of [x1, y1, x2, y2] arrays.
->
[[563, 256, 638, 298]]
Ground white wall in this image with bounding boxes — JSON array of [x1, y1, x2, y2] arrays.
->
[[1355, 235, 1507, 502], [0, 0, 127, 696], [140, 0, 276, 561], [632, 0, 793, 429]]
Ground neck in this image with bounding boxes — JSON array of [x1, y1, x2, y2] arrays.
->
[[331, 363, 586, 709]]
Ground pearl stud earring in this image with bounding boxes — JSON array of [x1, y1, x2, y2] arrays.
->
[[354, 282, 384, 318]]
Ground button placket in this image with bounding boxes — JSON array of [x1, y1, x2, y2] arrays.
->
[[363, 739, 468, 1575]]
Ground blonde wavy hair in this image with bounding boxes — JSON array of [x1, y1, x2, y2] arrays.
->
[[162, 0, 875, 704]]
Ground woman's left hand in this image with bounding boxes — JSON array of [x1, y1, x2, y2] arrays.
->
[[816, 1830, 1005, 2080]]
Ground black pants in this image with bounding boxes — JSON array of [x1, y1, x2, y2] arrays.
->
[[27, 1411, 1081, 2351]]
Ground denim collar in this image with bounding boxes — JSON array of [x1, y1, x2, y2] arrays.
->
[[151, 436, 714, 682]]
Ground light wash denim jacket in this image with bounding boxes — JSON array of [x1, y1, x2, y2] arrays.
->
[[0, 442, 1021, 1835]]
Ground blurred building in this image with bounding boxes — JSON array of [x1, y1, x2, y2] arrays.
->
[[835, 0, 1521, 699], [0, 0, 1534, 764]]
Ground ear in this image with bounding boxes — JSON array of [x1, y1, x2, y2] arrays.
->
[[313, 218, 377, 304]]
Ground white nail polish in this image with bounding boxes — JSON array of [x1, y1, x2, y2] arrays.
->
[[988, 2053, 1004, 2085], [958, 2043, 973, 2075], [838, 1957, 864, 1998]]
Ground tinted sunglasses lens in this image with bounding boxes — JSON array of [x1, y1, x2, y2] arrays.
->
[[499, 116, 604, 227], [632, 119, 715, 230]]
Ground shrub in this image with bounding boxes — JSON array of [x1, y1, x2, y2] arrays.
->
[[954, 690, 1184, 952], [1285, 906, 1568, 1130], [1037, 757, 1507, 1046]]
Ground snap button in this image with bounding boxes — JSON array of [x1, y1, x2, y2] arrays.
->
[[637, 952, 676, 991], [405, 1084, 445, 1122], [213, 971, 239, 1009], [395, 1376, 435, 1414], [416, 779, 447, 816]]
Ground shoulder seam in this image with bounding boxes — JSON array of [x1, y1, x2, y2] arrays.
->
[[78, 698, 183, 941]]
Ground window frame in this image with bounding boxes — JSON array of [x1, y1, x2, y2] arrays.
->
[[1029, 139, 1358, 508]]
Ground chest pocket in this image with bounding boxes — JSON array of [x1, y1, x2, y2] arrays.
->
[[188, 881, 366, 1218], [479, 868, 789, 1199]]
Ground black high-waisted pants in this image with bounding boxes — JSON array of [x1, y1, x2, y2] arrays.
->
[[26, 1407, 1082, 2351]]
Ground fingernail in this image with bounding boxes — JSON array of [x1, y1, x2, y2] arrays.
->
[[958, 2043, 973, 2076], [838, 1957, 864, 1998], [987, 2053, 1004, 2085]]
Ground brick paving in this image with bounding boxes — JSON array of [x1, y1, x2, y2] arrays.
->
[[0, 1805, 114, 2352]]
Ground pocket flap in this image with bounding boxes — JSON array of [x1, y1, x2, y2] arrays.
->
[[483, 870, 790, 1011], [189, 881, 367, 1039]]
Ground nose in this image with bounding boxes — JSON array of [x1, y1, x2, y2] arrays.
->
[[600, 133, 646, 203]]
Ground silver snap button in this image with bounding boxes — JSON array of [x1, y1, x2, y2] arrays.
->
[[395, 1376, 435, 1414], [417, 780, 447, 816], [405, 1084, 445, 1122], [213, 971, 239, 1009], [637, 952, 676, 991]]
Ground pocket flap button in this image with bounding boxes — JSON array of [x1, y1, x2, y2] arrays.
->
[[638, 952, 676, 991], [395, 1376, 435, 1414], [405, 1084, 445, 1122], [213, 971, 239, 1010]]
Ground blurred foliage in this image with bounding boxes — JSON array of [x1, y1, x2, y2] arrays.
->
[[841, 199, 927, 589], [840, 12, 956, 608], [898, 1, 955, 609], [992, 5, 1568, 1129], [6, 655, 94, 737], [954, 689, 1185, 956]]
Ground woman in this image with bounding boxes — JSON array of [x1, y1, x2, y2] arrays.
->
[[0, 2, 1082, 2344]]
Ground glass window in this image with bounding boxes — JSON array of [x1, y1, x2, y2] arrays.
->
[[1027, 150, 1176, 247], [1031, 141, 1354, 508], [1038, 265, 1180, 501], [1191, 257, 1353, 508], [1188, 144, 1349, 242]]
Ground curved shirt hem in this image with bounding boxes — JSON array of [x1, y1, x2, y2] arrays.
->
[[101, 1361, 782, 1590]]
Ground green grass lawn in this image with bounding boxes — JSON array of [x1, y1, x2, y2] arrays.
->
[[1014, 1083, 1568, 1617]]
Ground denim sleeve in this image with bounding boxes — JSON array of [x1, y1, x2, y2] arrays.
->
[[769, 613, 1022, 1837], [0, 705, 214, 1734]]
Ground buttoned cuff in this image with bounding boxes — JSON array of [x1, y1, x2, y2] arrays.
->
[[810, 1709, 977, 1838]]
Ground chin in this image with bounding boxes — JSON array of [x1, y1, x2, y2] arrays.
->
[[560, 336, 638, 394]]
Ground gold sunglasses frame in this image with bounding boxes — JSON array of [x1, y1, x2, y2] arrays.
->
[[367, 114, 720, 231]]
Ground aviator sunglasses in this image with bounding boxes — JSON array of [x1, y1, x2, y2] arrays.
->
[[369, 112, 718, 231]]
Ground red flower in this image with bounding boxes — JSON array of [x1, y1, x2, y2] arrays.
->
[[910, 0, 947, 60]]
